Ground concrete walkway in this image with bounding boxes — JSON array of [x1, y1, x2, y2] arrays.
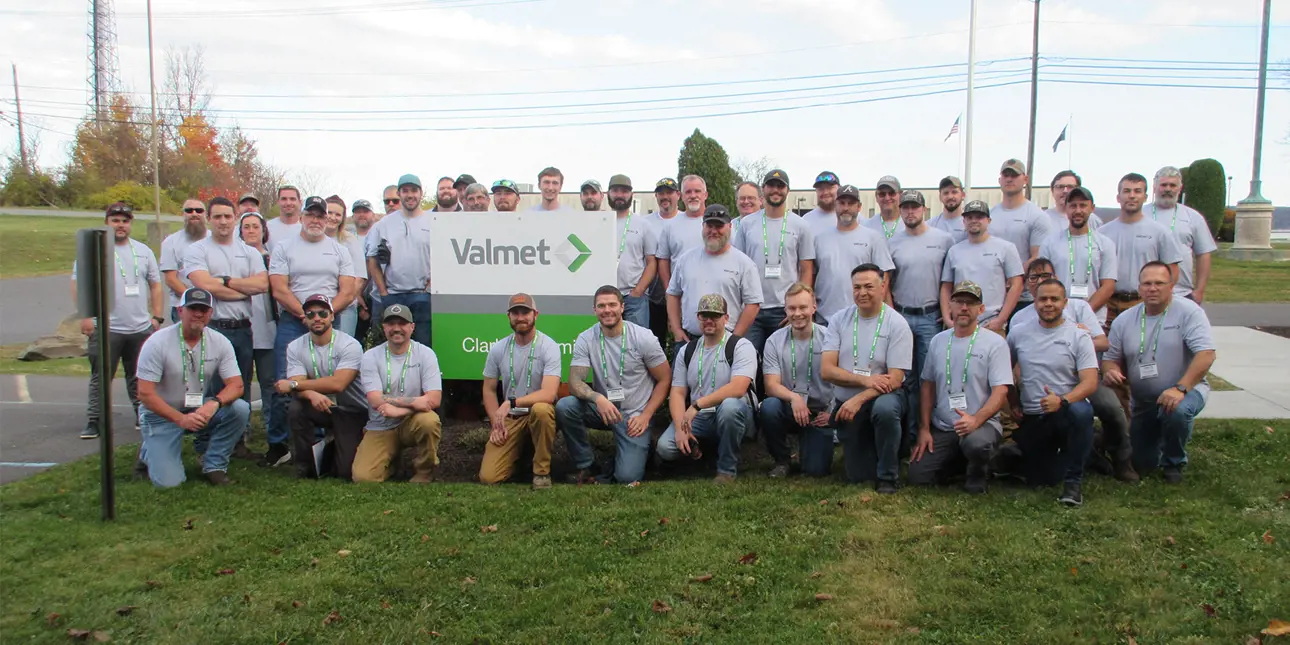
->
[[1202, 326, 1290, 419]]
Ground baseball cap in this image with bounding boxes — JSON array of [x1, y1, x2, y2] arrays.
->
[[899, 190, 926, 207], [179, 287, 214, 309], [702, 204, 732, 224], [580, 179, 602, 192], [762, 169, 790, 186], [238, 192, 259, 205], [454, 173, 476, 189], [836, 184, 861, 200], [1066, 186, 1095, 203], [963, 199, 990, 216], [696, 293, 728, 316], [654, 177, 679, 192], [105, 202, 134, 219], [507, 293, 537, 312], [303, 196, 326, 213], [1000, 159, 1027, 175], [608, 174, 632, 190], [876, 175, 901, 192], [302, 293, 333, 312], [382, 304, 414, 323], [813, 171, 840, 187], [951, 281, 983, 301], [397, 173, 422, 189], [352, 199, 373, 212], [939, 176, 963, 190], [491, 179, 518, 194]]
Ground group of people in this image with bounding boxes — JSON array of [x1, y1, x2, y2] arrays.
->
[[77, 160, 1219, 504]]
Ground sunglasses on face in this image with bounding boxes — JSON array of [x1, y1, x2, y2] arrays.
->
[[183, 207, 206, 214], [698, 312, 723, 321], [303, 310, 332, 319], [383, 198, 400, 204]]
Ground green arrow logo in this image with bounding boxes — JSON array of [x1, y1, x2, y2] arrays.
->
[[554, 234, 592, 272]]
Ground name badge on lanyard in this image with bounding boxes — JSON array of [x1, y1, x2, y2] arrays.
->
[[124, 284, 141, 297], [184, 392, 204, 408], [606, 388, 625, 403], [948, 393, 968, 411], [764, 266, 782, 279], [1139, 363, 1159, 379], [1070, 284, 1090, 299], [853, 367, 872, 377]]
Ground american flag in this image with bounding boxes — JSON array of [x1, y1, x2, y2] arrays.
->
[[944, 114, 961, 142]]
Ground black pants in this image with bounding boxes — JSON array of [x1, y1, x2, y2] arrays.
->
[[288, 398, 365, 480], [86, 329, 152, 429], [649, 298, 669, 354]]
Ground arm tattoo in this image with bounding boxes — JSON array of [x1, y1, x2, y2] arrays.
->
[[568, 365, 597, 402], [384, 396, 417, 408]]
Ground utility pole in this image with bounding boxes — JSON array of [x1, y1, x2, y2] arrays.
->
[[1229, 0, 1277, 258], [11, 63, 27, 172], [1024, 0, 1041, 200], [963, 0, 979, 192], [145, 0, 165, 247]]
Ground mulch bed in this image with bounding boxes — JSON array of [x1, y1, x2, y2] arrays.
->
[[1253, 326, 1290, 340]]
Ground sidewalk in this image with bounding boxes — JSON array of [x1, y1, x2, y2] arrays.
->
[[1202, 326, 1290, 419]]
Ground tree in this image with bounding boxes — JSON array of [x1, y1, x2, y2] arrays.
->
[[162, 45, 211, 146], [67, 94, 150, 189], [677, 128, 737, 213], [1183, 158, 1226, 236], [731, 156, 776, 184], [0, 155, 59, 206]]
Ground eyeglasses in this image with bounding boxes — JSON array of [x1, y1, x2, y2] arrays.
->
[[1027, 272, 1056, 282], [303, 310, 332, 319], [183, 207, 206, 214]]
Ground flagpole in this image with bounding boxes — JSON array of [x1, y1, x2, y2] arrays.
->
[[964, 0, 978, 191], [958, 125, 964, 178], [1067, 113, 1073, 168]]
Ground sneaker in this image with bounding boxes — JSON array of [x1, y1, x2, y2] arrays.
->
[[80, 426, 100, 440], [1162, 466, 1183, 484], [768, 463, 790, 479], [532, 475, 552, 490], [832, 430, 840, 445], [1059, 482, 1083, 507], [205, 471, 232, 486], [409, 471, 434, 484], [964, 463, 988, 494], [713, 473, 736, 484], [257, 443, 290, 468], [876, 480, 899, 495], [1114, 458, 1141, 483]]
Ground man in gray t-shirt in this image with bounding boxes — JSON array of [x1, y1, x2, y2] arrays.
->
[[354, 304, 444, 483], [1037, 187, 1117, 323], [656, 294, 757, 481], [365, 174, 434, 346], [135, 288, 250, 488], [814, 184, 895, 319], [608, 175, 658, 329], [557, 287, 671, 484], [666, 205, 763, 343], [1097, 173, 1185, 328], [160, 198, 211, 311], [1103, 262, 1216, 483], [1148, 167, 1218, 302], [733, 170, 816, 354], [940, 200, 1025, 330], [759, 285, 834, 478]]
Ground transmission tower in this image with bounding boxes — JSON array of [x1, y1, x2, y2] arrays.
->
[[87, 0, 121, 121]]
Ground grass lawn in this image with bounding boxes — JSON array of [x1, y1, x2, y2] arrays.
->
[[1207, 245, 1290, 303], [0, 215, 158, 279], [0, 343, 89, 377], [2, 419, 1287, 644], [1207, 373, 1241, 392]]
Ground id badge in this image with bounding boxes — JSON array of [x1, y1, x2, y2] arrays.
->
[[764, 266, 782, 279], [509, 407, 531, 417], [184, 392, 204, 408], [1070, 284, 1090, 299], [853, 367, 872, 377], [1138, 363, 1159, 379], [606, 388, 625, 403], [948, 394, 968, 411], [124, 284, 141, 297]]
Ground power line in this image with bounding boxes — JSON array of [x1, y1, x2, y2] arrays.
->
[[0, 0, 542, 18]]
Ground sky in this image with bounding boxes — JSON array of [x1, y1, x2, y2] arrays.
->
[[1, 0, 1287, 209]]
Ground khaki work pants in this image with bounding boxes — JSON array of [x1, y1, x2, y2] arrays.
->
[[352, 411, 442, 483], [479, 402, 556, 484]]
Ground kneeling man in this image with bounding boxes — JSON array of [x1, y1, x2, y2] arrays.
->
[[758, 283, 833, 478]]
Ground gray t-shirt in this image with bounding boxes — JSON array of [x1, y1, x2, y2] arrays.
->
[[1147, 204, 1218, 297], [801, 207, 837, 237], [889, 227, 955, 309], [645, 211, 680, 303], [1009, 299, 1105, 339], [616, 213, 658, 293], [733, 213, 817, 309], [666, 247, 764, 337], [1008, 320, 1099, 415], [862, 215, 903, 241], [671, 335, 758, 400], [570, 322, 667, 419], [1045, 206, 1101, 233], [159, 230, 210, 297], [813, 225, 895, 319], [482, 332, 563, 400], [182, 237, 263, 321], [823, 304, 914, 402], [1038, 229, 1117, 308], [990, 201, 1052, 264], [928, 212, 968, 243], [285, 330, 367, 413], [359, 341, 443, 430], [921, 327, 1014, 435], [763, 324, 833, 409], [1104, 297, 1214, 405], [266, 217, 301, 253], [136, 324, 240, 410], [364, 211, 432, 293], [940, 237, 1025, 321], [655, 214, 706, 262], [72, 239, 161, 335], [269, 235, 357, 305], [1097, 216, 1185, 292]]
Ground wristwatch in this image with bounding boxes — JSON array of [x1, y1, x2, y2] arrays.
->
[[1174, 383, 1189, 394], [152, 315, 164, 325], [222, 276, 231, 288], [290, 380, 299, 391], [508, 396, 517, 409], [1059, 398, 1070, 410]]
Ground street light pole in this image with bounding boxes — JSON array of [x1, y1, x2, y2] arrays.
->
[[1024, 0, 1041, 200], [145, 0, 165, 248], [1230, 0, 1276, 257], [963, 0, 978, 192]]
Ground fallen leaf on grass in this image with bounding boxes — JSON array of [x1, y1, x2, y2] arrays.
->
[[291, 601, 304, 609], [651, 600, 672, 613], [462, 576, 477, 585], [860, 495, 872, 503], [182, 519, 194, 531], [1165, 536, 1176, 546], [1127, 637, 1137, 645], [1279, 491, 1290, 502], [658, 517, 670, 526], [818, 499, 829, 505], [689, 574, 714, 583], [1070, 567, 1078, 577], [115, 606, 136, 616], [480, 525, 498, 534], [1180, 563, 1188, 570], [1246, 636, 1262, 645], [814, 593, 834, 601], [242, 594, 251, 605], [1265, 426, 1275, 434], [380, 600, 391, 609], [626, 481, 641, 488], [66, 629, 110, 642], [421, 630, 441, 637], [738, 552, 758, 565], [421, 534, 429, 543], [640, 530, 650, 538], [1262, 530, 1274, 545], [808, 571, 823, 579], [382, 510, 393, 515], [319, 529, 329, 539], [310, 558, 320, 567], [45, 612, 61, 626], [1201, 603, 1217, 618], [322, 610, 342, 626], [216, 569, 235, 576], [336, 550, 352, 558], [1264, 619, 1290, 636], [144, 580, 160, 590]]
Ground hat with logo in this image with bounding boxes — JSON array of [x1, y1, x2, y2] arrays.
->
[[238, 192, 260, 206], [382, 304, 414, 323], [352, 199, 373, 212], [303, 196, 326, 213], [507, 293, 537, 312], [1066, 186, 1094, 203], [491, 179, 518, 194], [813, 170, 840, 187], [702, 204, 732, 224], [876, 175, 902, 192], [836, 184, 861, 200], [762, 169, 790, 187], [454, 173, 476, 189], [105, 201, 134, 219], [696, 293, 728, 316], [1000, 159, 1027, 175], [899, 190, 926, 207], [939, 175, 963, 190], [397, 173, 422, 189], [963, 199, 990, 216], [951, 281, 983, 302], [179, 287, 214, 309], [302, 293, 334, 312], [608, 174, 632, 190], [580, 179, 602, 192], [654, 177, 679, 192]]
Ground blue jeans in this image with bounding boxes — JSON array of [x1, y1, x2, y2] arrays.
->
[[831, 392, 904, 484], [622, 295, 649, 329], [270, 315, 309, 446], [138, 400, 250, 488], [656, 398, 752, 476], [252, 348, 277, 443], [335, 307, 358, 338], [759, 397, 834, 474], [209, 324, 253, 413], [899, 310, 941, 446], [741, 306, 785, 356], [381, 292, 431, 347], [1131, 389, 1206, 472], [555, 396, 651, 483], [1017, 400, 1094, 486]]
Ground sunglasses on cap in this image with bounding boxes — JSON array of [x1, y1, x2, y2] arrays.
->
[[107, 204, 133, 216], [183, 207, 206, 214], [303, 310, 332, 319], [492, 179, 517, 189], [815, 173, 838, 183]]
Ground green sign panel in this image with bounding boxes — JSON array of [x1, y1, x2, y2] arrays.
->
[[432, 312, 598, 380]]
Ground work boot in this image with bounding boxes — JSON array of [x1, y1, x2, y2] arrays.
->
[[205, 471, 232, 486], [1162, 466, 1183, 484], [231, 441, 257, 461], [964, 463, 988, 495], [531, 475, 552, 490], [1113, 458, 1140, 483], [876, 480, 899, 495], [132, 460, 149, 482], [80, 425, 100, 440], [564, 462, 602, 485], [408, 471, 433, 484], [713, 473, 736, 484]]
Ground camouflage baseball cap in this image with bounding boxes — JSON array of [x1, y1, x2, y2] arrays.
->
[[951, 281, 983, 301], [899, 190, 926, 207], [876, 175, 901, 192], [963, 199, 991, 216], [696, 293, 728, 316], [382, 304, 414, 323]]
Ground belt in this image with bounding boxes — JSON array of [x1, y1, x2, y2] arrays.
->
[[1112, 291, 1141, 301], [210, 319, 251, 330], [894, 303, 936, 316]]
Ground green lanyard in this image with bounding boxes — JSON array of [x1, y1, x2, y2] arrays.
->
[[115, 243, 141, 283], [598, 326, 628, 387], [1150, 205, 1177, 232], [945, 328, 979, 394], [309, 334, 335, 379], [852, 305, 887, 371], [788, 327, 814, 391], [180, 330, 207, 394], [882, 219, 897, 240], [695, 333, 727, 394], [1138, 306, 1169, 360], [1067, 231, 1094, 286], [617, 215, 631, 258], [761, 214, 789, 266], [508, 333, 539, 395], [383, 344, 412, 395]]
